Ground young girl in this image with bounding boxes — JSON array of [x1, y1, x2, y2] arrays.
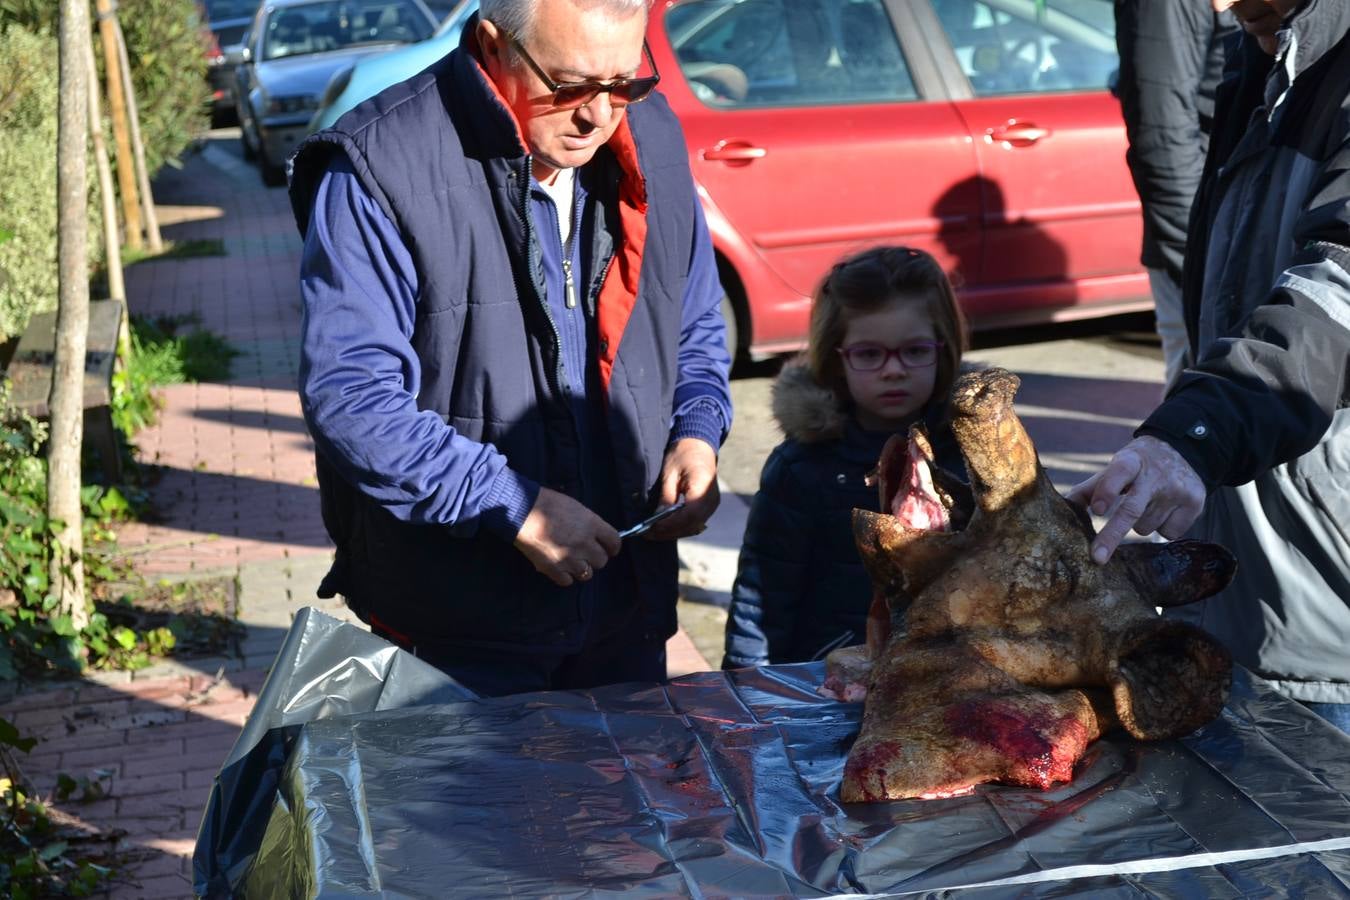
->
[[722, 245, 969, 669]]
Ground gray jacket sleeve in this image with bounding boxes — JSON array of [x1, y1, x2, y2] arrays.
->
[[1138, 156, 1350, 488]]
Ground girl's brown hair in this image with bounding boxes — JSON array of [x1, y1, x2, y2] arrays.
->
[[806, 245, 969, 406]]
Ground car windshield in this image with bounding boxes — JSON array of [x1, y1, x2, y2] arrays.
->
[[262, 0, 434, 60], [204, 0, 258, 21]]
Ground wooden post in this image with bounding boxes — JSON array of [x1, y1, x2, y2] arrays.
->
[[113, 15, 162, 252], [94, 0, 142, 252], [88, 40, 125, 308], [51, 0, 93, 631], [87, 37, 131, 364]]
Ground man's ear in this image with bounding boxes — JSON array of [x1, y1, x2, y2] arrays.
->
[[476, 17, 505, 63]]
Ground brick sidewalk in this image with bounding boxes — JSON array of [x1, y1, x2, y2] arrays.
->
[[1, 134, 712, 898]]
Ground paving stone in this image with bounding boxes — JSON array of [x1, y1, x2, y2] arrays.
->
[[125, 716, 239, 746], [184, 732, 242, 761], [121, 743, 195, 778], [114, 851, 189, 881], [0, 687, 75, 712], [117, 788, 206, 818], [112, 771, 186, 798], [61, 743, 134, 771], [110, 871, 194, 899], [83, 669, 133, 687], [32, 726, 131, 756]]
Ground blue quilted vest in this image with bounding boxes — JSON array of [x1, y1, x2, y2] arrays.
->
[[289, 34, 696, 653]]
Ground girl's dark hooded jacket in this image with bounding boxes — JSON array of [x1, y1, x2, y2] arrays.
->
[[722, 362, 963, 669]]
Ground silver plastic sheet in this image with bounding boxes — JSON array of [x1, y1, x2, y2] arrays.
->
[[197, 609, 1350, 897], [193, 607, 476, 897]]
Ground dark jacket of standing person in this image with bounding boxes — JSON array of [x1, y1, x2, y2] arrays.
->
[[1136, 1, 1350, 705], [1114, 0, 1236, 287], [722, 362, 963, 668], [287, 19, 731, 683]]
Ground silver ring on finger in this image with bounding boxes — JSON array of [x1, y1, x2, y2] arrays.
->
[[578, 562, 593, 581]]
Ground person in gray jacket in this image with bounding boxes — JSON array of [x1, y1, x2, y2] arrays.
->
[[1072, 0, 1350, 732], [1113, 0, 1236, 392]]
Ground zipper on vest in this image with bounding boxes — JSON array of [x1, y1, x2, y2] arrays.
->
[[562, 258, 577, 309], [562, 187, 581, 309], [520, 158, 566, 395]]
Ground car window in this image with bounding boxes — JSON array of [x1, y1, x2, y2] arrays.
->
[[666, 0, 917, 108], [204, 0, 259, 22], [262, 0, 434, 60], [931, 0, 1116, 97]]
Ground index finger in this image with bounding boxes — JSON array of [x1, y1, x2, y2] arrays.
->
[[1086, 451, 1145, 517], [1091, 493, 1148, 564], [1065, 471, 1101, 507], [597, 521, 622, 557]]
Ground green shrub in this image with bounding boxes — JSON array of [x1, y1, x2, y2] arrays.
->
[[0, 0, 209, 178], [0, 25, 106, 341], [111, 314, 238, 436], [0, 0, 209, 340], [2, 718, 115, 897], [118, 0, 211, 176]]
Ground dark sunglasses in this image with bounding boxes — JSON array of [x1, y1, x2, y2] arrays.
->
[[500, 29, 660, 109]]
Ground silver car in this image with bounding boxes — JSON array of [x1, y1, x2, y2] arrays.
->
[[234, 0, 436, 184]]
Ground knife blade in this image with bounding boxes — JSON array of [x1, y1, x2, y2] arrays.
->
[[618, 499, 686, 539]]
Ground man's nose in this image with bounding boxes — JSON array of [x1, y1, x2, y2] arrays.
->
[[578, 91, 617, 126]]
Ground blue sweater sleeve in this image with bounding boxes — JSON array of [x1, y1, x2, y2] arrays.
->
[[298, 156, 538, 539], [669, 197, 733, 450]]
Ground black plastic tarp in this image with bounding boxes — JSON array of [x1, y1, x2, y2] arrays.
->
[[194, 608, 1350, 897]]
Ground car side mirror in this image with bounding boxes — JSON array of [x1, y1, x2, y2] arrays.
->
[[239, 45, 252, 63], [226, 44, 248, 66]]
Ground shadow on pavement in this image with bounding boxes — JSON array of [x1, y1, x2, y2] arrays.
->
[[190, 407, 310, 435]]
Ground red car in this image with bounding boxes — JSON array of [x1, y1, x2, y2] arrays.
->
[[647, 0, 1144, 358]]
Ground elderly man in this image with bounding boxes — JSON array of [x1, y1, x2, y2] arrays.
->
[[1072, 0, 1350, 730], [288, 0, 732, 696]]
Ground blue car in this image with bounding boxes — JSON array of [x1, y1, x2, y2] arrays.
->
[[235, 0, 437, 184], [307, 0, 475, 134]]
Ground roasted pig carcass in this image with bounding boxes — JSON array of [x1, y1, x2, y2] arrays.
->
[[836, 368, 1236, 802]]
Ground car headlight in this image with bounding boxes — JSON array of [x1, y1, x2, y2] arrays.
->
[[264, 94, 320, 115]]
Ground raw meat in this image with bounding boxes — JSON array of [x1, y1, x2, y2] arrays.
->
[[838, 368, 1235, 802]]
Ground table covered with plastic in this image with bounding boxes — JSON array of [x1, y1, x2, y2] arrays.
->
[[193, 608, 1350, 898]]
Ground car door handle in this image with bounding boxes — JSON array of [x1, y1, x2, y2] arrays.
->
[[986, 123, 1051, 148], [702, 141, 767, 164]]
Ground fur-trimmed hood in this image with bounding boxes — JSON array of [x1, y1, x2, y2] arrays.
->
[[771, 358, 851, 444]]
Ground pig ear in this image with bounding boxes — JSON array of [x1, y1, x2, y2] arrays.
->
[[1115, 540, 1237, 607]]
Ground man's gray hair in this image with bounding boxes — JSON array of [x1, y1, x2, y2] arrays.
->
[[481, 0, 649, 44]]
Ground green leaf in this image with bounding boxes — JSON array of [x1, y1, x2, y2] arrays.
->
[[49, 615, 76, 638], [0, 717, 38, 753], [55, 773, 77, 801], [38, 840, 67, 860], [98, 487, 130, 515], [111, 626, 137, 650]]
